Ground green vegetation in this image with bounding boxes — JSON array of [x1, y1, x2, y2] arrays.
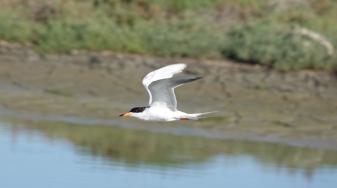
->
[[0, 0, 336, 70], [223, 20, 336, 70]]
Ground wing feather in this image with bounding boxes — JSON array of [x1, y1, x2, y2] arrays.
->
[[142, 63, 201, 111], [142, 64, 186, 104]]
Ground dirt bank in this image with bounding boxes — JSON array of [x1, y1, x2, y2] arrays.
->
[[0, 44, 336, 149]]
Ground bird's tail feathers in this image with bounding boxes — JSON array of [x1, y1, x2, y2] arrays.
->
[[189, 111, 218, 120]]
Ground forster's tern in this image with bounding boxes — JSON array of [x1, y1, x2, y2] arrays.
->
[[120, 63, 215, 121]]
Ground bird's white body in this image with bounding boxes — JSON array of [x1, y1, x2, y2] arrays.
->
[[132, 107, 181, 121], [122, 63, 215, 121], [131, 104, 198, 121]]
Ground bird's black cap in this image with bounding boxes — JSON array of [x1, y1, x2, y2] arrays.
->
[[129, 106, 148, 113]]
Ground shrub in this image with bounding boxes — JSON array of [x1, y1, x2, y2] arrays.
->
[[31, 13, 225, 57], [222, 20, 337, 70]]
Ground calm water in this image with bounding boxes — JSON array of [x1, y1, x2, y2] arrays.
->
[[1, 120, 337, 188]]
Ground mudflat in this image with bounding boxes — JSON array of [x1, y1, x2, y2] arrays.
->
[[0, 47, 336, 149]]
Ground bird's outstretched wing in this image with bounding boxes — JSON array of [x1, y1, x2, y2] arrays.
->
[[142, 63, 201, 111]]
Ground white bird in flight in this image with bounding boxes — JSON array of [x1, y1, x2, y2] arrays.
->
[[120, 63, 215, 121]]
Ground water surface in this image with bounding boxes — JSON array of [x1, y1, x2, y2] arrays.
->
[[1, 120, 337, 188]]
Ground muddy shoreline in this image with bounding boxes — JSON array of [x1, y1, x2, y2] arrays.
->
[[0, 45, 337, 150]]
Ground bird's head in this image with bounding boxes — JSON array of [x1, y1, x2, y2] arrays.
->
[[119, 106, 148, 118]]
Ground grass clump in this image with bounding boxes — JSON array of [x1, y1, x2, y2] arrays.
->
[[0, 9, 33, 43]]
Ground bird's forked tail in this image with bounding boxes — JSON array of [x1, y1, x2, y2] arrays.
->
[[188, 111, 218, 120]]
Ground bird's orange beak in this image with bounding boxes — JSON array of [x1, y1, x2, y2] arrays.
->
[[119, 112, 132, 117]]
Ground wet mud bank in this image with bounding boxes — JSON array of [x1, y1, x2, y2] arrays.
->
[[0, 44, 337, 149]]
